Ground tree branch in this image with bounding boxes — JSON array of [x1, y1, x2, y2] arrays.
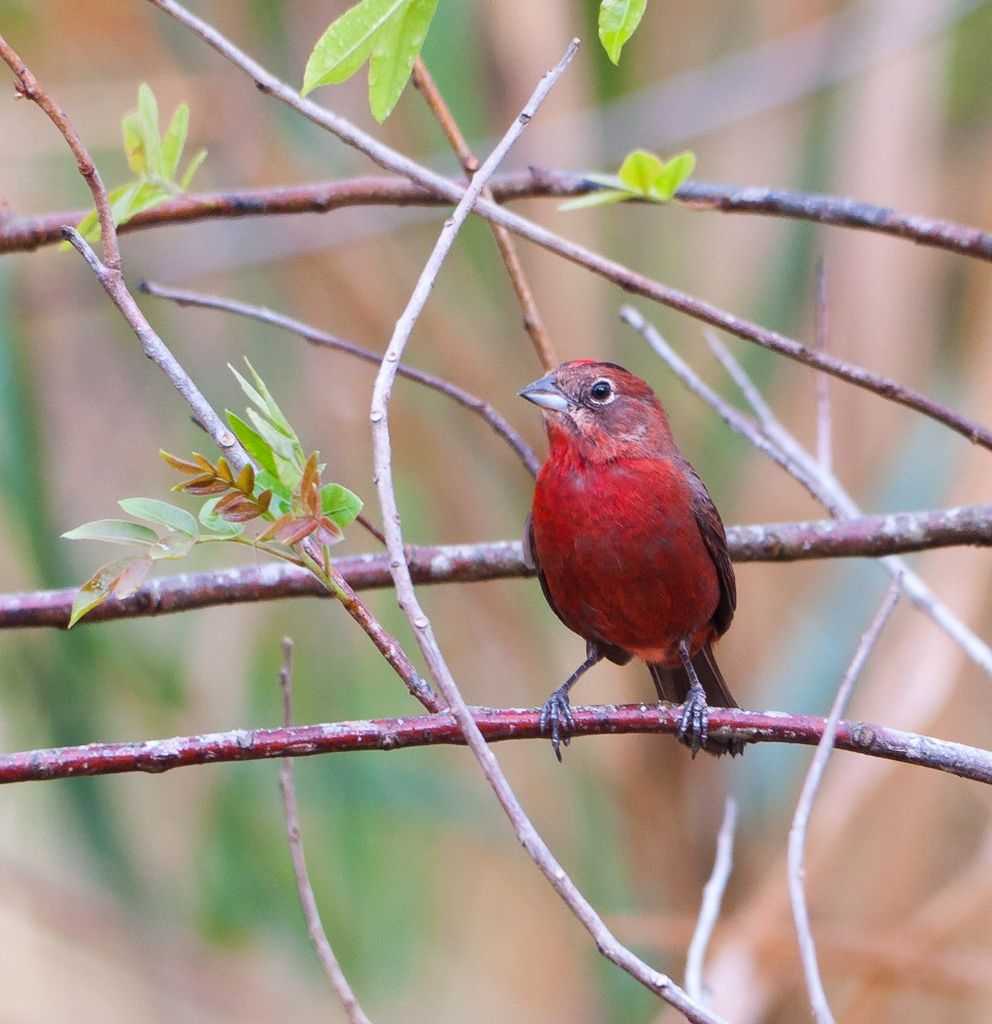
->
[[0, 38, 437, 714], [2, 704, 991, 787], [3, 502, 989, 630], [5, 171, 992, 264], [0, 33, 118, 268], [366, 39, 724, 1024]]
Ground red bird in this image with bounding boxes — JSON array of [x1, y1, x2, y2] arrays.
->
[[519, 360, 742, 759]]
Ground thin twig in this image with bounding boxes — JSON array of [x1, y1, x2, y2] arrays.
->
[[144, 0, 992, 452], [412, 57, 558, 370], [0, 34, 117, 269], [278, 638, 372, 1024], [621, 306, 992, 678], [3, 702, 992, 786], [368, 41, 723, 1024], [5, 172, 992, 264], [685, 798, 738, 1005], [788, 582, 902, 1024], [814, 261, 832, 473], [139, 279, 539, 476]]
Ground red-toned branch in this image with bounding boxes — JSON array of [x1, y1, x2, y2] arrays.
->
[[3, 504, 989, 630], [5, 171, 992, 264], [2, 704, 990, 787]]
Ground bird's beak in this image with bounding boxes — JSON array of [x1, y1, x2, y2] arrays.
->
[[517, 373, 570, 412]]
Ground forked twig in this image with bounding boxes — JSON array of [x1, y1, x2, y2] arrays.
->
[[278, 638, 372, 1024], [788, 583, 901, 1024], [685, 798, 739, 1005]]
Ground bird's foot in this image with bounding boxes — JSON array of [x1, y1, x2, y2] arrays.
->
[[676, 686, 710, 758], [539, 686, 575, 762]]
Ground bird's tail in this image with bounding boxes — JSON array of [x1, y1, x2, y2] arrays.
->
[[648, 644, 744, 757]]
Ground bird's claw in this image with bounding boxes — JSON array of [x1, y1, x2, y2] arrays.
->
[[676, 688, 710, 758], [540, 688, 575, 762]]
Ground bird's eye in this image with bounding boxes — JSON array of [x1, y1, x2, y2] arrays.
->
[[588, 379, 614, 403]]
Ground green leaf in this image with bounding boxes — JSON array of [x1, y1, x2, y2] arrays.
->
[[618, 149, 667, 195], [161, 102, 189, 180], [62, 519, 160, 546], [301, 0, 411, 96], [67, 557, 136, 627], [226, 410, 280, 479], [229, 362, 268, 417], [198, 497, 246, 537], [320, 483, 363, 528], [244, 359, 297, 439], [246, 409, 301, 462], [179, 148, 207, 192], [118, 497, 198, 537], [137, 83, 163, 178], [229, 361, 297, 442], [121, 111, 147, 176], [368, 0, 438, 122], [598, 0, 647, 65], [614, 149, 696, 202], [651, 150, 696, 200], [558, 189, 632, 212]]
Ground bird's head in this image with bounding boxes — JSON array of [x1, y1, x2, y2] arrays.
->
[[518, 360, 674, 461]]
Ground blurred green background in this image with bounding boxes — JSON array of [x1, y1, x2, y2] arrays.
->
[[2, 1, 992, 1021]]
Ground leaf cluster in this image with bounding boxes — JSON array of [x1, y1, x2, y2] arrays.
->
[[62, 363, 362, 626], [71, 83, 207, 244], [302, 0, 440, 123], [560, 149, 696, 211]]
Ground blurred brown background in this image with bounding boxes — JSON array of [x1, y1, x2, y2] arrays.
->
[[1, 0, 992, 1021]]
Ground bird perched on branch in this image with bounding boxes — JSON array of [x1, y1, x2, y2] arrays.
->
[[519, 359, 743, 759]]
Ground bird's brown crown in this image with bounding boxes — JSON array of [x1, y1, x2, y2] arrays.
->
[[532, 360, 675, 462]]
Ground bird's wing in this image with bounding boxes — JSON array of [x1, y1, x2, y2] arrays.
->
[[684, 461, 737, 637]]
